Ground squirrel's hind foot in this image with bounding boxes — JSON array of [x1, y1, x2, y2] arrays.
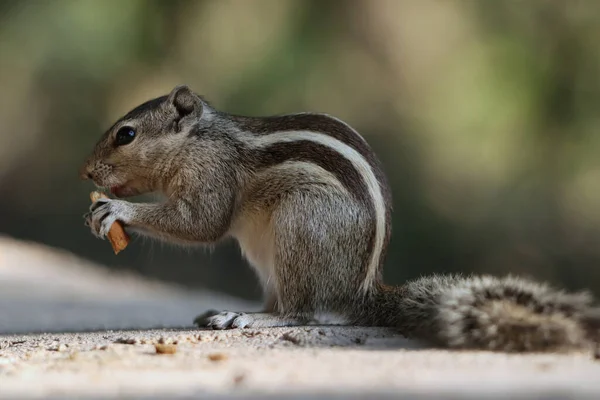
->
[[194, 310, 309, 329]]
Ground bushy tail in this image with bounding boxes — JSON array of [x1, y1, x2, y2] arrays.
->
[[366, 274, 600, 353]]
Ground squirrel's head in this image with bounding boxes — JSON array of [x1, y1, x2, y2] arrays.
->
[[80, 85, 208, 198]]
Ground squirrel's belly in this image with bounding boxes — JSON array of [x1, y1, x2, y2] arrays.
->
[[230, 209, 276, 289]]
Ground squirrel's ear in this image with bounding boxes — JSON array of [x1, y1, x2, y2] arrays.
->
[[167, 85, 202, 118]]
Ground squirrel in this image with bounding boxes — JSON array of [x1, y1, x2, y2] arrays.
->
[[81, 85, 600, 354]]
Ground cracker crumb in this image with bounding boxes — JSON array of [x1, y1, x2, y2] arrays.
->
[[207, 352, 228, 362], [155, 344, 177, 355]]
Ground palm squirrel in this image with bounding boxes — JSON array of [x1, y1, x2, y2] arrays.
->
[[81, 85, 600, 354]]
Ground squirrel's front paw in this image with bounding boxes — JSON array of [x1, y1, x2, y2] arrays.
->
[[84, 198, 133, 239]]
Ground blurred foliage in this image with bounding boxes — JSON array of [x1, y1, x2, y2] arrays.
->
[[1, 0, 600, 299]]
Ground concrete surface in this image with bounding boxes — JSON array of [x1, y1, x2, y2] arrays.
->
[[0, 235, 599, 399], [0, 235, 254, 334]]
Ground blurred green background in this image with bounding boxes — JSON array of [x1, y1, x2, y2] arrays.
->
[[1, 0, 599, 301]]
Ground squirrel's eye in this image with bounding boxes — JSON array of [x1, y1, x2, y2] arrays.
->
[[115, 126, 136, 146]]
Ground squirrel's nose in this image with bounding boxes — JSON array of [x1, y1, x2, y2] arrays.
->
[[79, 164, 93, 181]]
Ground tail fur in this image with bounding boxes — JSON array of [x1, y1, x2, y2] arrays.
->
[[367, 274, 600, 353]]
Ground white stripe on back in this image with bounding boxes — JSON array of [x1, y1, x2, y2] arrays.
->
[[246, 130, 385, 292]]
